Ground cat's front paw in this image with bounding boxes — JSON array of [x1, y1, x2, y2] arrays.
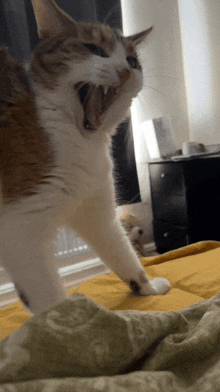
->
[[150, 277, 170, 295], [139, 277, 170, 296]]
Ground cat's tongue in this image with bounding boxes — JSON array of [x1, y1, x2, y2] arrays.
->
[[85, 85, 103, 129]]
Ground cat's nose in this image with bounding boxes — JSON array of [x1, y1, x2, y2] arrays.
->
[[138, 229, 143, 235], [118, 68, 131, 86]]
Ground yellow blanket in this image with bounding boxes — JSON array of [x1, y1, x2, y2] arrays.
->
[[1, 240, 220, 340]]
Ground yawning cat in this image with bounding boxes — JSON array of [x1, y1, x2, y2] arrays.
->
[[0, 0, 170, 314]]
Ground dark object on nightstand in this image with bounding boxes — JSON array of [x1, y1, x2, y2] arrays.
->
[[149, 157, 220, 253]]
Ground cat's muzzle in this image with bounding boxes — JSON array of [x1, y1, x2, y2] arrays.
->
[[75, 82, 120, 130]]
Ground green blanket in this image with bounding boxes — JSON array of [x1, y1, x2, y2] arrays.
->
[[1, 292, 220, 391]]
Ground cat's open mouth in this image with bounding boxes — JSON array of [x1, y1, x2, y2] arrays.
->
[[75, 83, 119, 130]]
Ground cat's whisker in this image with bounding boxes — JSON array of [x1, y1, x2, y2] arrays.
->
[[143, 66, 179, 74], [137, 91, 165, 115], [142, 84, 168, 98], [143, 74, 180, 81], [137, 93, 152, 110], [138, 92, 157, 110]]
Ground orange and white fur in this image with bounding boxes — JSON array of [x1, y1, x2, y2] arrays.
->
[[0, 0, 170, 314]]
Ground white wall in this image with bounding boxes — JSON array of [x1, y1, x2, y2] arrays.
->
[[119, 0, 189, 243], [178, 0, 220, 144]]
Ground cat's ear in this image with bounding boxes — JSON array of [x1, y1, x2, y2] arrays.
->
[[127, 26, 153, 46], [31, 0, 75, 39]]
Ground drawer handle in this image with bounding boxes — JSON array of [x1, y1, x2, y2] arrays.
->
[[163, 232, 169, 238]]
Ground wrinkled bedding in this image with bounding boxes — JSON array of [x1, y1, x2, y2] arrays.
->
[[1, 291, 220, 391], [1, 240, 220, 391]]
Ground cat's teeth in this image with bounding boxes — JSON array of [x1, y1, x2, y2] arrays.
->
[[104, 86, 108, 95]]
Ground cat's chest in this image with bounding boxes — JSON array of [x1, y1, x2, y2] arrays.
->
[[47, 122, 113, 197]]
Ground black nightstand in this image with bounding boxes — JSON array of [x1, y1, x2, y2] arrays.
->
[[149, 156, 220, 253]]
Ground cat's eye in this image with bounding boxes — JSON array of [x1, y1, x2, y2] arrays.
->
[[127, 56, 138, 69], [83, 44, 108, 58]]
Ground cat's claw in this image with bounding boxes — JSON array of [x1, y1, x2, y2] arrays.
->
[[140, 277, 170, 296]]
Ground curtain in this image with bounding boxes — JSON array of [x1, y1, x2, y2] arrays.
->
[[0, 0, 32, 62]]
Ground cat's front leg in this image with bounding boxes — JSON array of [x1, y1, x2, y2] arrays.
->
[[0, 208, 67, 314], [70, 196, 170, 296]]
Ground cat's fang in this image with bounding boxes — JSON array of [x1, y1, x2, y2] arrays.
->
[[104, 86, 108, 95]]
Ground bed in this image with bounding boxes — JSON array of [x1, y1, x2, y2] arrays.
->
[[1, 240, 220, 391]]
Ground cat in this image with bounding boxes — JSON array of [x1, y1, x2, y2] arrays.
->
[[0, 0, 170, 314]]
